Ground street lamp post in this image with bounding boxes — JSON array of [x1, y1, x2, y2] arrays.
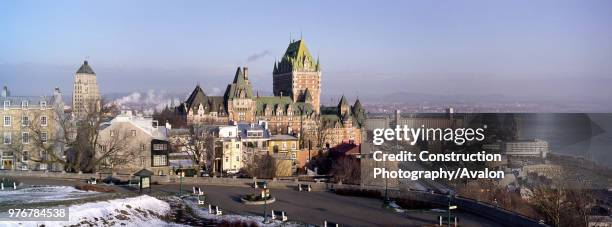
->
[[448, 195, 451, 227], [262, 188, 270, 223], [447, 194, 457, 227], [178, 171, 185, 197]]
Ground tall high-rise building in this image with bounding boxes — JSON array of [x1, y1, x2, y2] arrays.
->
[[273, 39, 321, 113], [72, 60, 100, 118]]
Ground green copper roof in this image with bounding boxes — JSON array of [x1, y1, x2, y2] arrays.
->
[[353, 98, 363, 110], [255, 96, 314, 115], [338, 95, 349, 108], [225, 67, 254, 99], [352, 98, 366, 127], [303, 88, 313, 102], [184, 85, 227, 114], [76, 60, 95, 74], [274, 39, 320, 74]]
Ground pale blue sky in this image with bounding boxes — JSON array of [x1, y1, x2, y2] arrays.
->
[[1, 0, 611, 103]]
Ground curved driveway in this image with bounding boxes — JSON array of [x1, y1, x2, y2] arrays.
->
[[14, 177, 500, 226], [157, 183, 499, 227]]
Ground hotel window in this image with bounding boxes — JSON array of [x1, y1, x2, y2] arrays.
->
[[235, 156, 239, 161], [153, 155, 167, 166], [22, 132, 29, 144], [4, 116, 10, 126], [153, 143, 167, 151], [140, 157, 145, 166], [131, 130, 136, 137], [40, 116, 48, 126], [3, 101, 9, 110], [235, 143, 239, 149], [22, 115, 29, 126], [21, 100, 28, 109], [225, 157, 229, 162], [110, 130, 117, 137], [140, 144, 146, 151], [40, 150, 48, 161], [41, 132, 48, 142], [40, 101, 47, 109], [3, 132, 10, 144], [282, 142, 287, 149], [291, 142, 296, 149], [21, 151, 28, 162]]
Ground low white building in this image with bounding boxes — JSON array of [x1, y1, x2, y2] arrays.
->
[[213, 121, 271, 174], [484, 139, 549, 159], [97, 111, 170, 175], [217, 125, 242, 173], [502, 139, 549, 159]]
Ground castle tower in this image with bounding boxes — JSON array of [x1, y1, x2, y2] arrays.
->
[[273, 39, 321, 113], [225, 66, 255, 122], [72, 60, 100, 118], [338, 95, 350, 116]]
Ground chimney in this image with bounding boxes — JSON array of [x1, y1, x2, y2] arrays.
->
[[243, 67, 248, 80]]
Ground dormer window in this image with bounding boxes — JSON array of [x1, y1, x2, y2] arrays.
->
[[22, 100, 28, 109], [3, 101, 10, 110], [40, 101, 47, 109]]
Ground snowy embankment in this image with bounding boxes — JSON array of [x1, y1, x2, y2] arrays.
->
[[0, 185, 99, 204], [182, 196, 298, 227], [2, 195, 184, 227]]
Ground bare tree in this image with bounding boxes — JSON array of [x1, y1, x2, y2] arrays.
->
[[530, 178, 595, 227], [241, 154, 276, 179], [531, 186, 564, 226], [331, 156, 360, 184], [153, 107, 186, 128], [9, 99, 132, 173], [169, 126, 214, 172], [307, 116, 331, 150]]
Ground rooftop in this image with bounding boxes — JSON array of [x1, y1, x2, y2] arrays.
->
[[270, 134, 298, 141], [76, 60, 96, 74]]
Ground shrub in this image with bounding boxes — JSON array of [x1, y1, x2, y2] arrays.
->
[[334, 188, 381, 198], [394, 197, 442, 210], [75, 184, 115, 193]]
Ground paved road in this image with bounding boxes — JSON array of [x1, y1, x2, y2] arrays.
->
[[157, 183, 499, 227], [13, 177, 500, 226]]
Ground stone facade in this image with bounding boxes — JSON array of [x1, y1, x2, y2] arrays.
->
[[175, 40, 364, 150], [273, 39, 321, 114], [319, 95, 365, 147], [0, 86, 65, 171], [72, 61, 101, 118], [97, 111, 170, 175]]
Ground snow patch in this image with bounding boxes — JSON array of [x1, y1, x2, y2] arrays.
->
[[1, 195, 184, 227], [0, 185, 99, 204], [183, 196, 299, 227]]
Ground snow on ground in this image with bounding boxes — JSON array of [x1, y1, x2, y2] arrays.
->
[[387, 201, 406, 213], [0, 185, 99, 204], [183, 196, 300, 227], [1, 195, 185, 227]]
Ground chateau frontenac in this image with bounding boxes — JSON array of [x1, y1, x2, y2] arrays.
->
[[175, 39, 365, 148]]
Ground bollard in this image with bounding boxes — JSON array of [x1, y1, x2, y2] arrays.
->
[[1, 182, 3, 190], [13, 182, 17, 190]]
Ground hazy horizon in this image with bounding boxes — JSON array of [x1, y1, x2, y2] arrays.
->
[[2, 0, 612, 107]]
